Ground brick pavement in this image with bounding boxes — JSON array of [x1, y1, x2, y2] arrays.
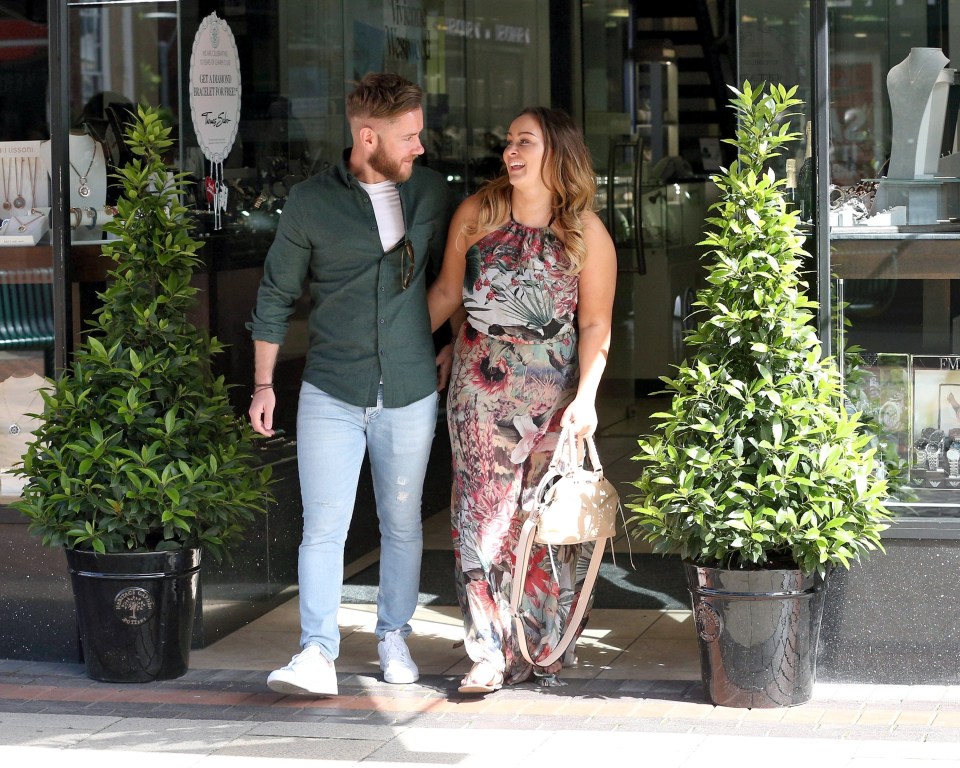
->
[[1, 660, 960, 743]]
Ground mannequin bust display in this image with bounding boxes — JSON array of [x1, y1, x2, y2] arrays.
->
[[39, 131, 113, 242], [877, 47, 951, 222], [0, 373, 49, 472], [887, 47, 951, 179]]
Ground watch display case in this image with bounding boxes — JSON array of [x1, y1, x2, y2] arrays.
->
[[910, 355, 960, 488]]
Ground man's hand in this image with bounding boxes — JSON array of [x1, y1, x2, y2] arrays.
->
[[248, 388, 277, 437], [435, 343, 454, 391]]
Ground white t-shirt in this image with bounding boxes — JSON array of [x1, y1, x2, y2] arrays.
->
[[358, 179, 404, 250]]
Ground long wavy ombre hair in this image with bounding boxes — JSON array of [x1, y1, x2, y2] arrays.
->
[[467, 106, 597, 273]]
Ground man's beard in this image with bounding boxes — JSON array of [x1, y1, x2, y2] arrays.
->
[[369, 143, 413, 182]]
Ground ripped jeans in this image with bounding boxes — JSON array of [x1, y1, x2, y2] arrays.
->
[[295, 381, 438, 660]]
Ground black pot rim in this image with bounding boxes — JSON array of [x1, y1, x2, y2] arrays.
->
[[65, 547, 201, 578]]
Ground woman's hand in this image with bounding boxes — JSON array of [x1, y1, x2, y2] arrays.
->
[[560, 397, 598, 439], [435, 343, 453, 391]]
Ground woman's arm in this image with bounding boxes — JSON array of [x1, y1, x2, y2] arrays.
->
[[561, 209, 617, 438], [427, 196, 481, 332]]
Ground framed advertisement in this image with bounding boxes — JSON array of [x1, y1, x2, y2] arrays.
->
[[911, 355, 960, 487], [939, 383, 960, 431]]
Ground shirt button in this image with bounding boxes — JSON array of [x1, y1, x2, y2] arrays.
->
[[380, 286, 385, 292], [370, 225, 377, 231], [379, 318, 385, 324]]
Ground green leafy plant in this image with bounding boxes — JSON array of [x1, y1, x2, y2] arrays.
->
[[627, 82, 891, 576], [15, 106, 272, 563]]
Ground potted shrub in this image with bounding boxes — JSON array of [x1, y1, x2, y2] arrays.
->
[[627, 82, 892, 708], [14, 106, 273, 683]]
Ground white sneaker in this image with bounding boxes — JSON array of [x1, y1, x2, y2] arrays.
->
[[267, 645, 338, 696], [378, 629, 419, 684]]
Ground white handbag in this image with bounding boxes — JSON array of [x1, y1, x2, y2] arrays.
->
[[510, 426, 620, 668]]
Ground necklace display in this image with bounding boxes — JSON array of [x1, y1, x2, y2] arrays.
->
[[69, 142, 99, 198], [0, 381, 43, 437], [13, 157, 26, 209], [1, 159, 11, 211], [11, 210, 44, 232]]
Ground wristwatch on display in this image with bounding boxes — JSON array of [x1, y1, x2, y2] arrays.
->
[[915, 439, 928, 467], [947, 443, 960, 477], [926, 440, 943, 472]]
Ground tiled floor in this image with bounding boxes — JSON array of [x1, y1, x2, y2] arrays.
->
[[190, 520, 701, 683], [189, 392, 701, 682]]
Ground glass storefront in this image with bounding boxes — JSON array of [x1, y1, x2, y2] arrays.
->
[[3, 0, 959, 679], [0, 0, 734, 490], [7, 0, 960, 524], [738, 0, 960, 523], [0, 0, 552, 449], [825, 0, 960, 519], [0, 2, 53, 498]]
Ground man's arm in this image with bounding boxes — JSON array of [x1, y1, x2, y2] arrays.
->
[[248, 340, 281, 436]]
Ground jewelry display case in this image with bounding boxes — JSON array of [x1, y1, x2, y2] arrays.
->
[[846, 352, 960, 495], [0, 144, 50, 247], [824, 6, 960, 517], [0, 142, 55, 408]]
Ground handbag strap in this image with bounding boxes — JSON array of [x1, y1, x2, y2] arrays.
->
[[512, 426, 610, 670], [509, 512, 608, 669], [534, 426, 604, 507], [549, 425, 603, 475]]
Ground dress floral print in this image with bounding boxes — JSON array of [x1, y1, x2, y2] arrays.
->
[[448, 217, 593, 685]]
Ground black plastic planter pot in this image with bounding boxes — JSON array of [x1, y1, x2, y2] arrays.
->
[[684, 562, 827, 708], [65, 548, 201, 683]]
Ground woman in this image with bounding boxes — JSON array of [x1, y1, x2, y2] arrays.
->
[[428, 107, 616, 693]]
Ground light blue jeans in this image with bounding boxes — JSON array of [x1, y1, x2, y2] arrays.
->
[[295, 381, 438, 660]]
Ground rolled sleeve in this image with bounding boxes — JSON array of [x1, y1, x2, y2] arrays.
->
[[247, 190, 311, 344]]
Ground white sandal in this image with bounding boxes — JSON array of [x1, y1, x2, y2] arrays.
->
[[458, 660, 504, 694]]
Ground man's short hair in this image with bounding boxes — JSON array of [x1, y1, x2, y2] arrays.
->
[[346, 72, 423, 122]]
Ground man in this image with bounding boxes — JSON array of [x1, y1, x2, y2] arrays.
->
[[248, 73, 455, 696]]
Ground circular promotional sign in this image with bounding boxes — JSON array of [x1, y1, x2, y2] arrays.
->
[[189, 12, 241, 164]]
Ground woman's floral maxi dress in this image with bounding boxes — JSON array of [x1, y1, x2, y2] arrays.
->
[[448, 217, 593, 685]]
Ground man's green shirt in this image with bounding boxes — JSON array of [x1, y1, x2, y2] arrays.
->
[[248, 154, 454, 408]]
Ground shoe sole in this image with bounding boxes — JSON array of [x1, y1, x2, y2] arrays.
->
[[458, 682, 501, 694], [381, 669, 419, 685], [267, 679, 337, 697]]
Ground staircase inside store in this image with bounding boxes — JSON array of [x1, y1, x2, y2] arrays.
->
[[635, 0, 735, 170]]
